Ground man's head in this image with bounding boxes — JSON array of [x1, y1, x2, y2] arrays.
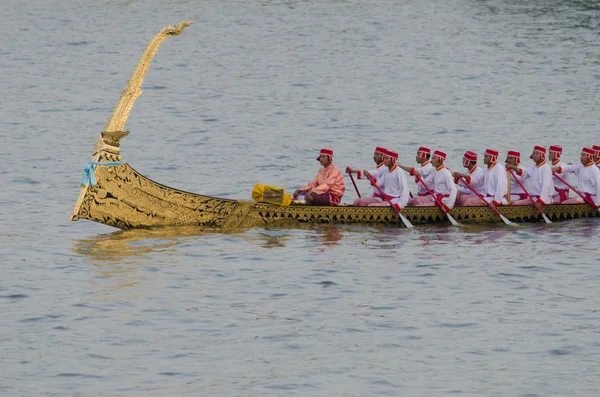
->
[[373, 147, 386, 165], [317, 148, 333, 167], [593, 145, 600, 163], [463, 151, 477, 169], [549, 145, 562, 162], [505, 150, 521, 166], [484, 148, 499, 166], [530, 146, 546, 165], [416, 147, 431, 164], [431, 150, 446, 168], [581, 147, 595, 165], [382, 148, 398, 168]]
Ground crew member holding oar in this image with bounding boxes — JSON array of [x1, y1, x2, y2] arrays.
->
[[452, 151, 484, 206], [462, 149, 507, 208], [505, 150, 529, 202], [411, 150, 457, 210], [548, 145, 569, 203], [293, 148, 345, 206], [346, 146, 387, 206], [398, 147, 434, 205], [363, 148, 410, 211], [555, 147, 600, 207], [508, 146, 553, 209], [594, 145, 600, 168]]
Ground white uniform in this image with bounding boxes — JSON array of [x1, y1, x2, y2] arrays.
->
[[551, 160, 570, 203], [508, 166, 528, 201], [433, 166, 458, 209], [563, 163, 600, 206], [457, 165, 485, 194], [483, 163, 508, 205], [411, 161, 435, 196], [357, 163, 386, 198], [373, 165, 410, 210], [523, 161, 554, 205]]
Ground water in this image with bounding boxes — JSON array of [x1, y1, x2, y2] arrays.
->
[[2, 0, 600, 395]]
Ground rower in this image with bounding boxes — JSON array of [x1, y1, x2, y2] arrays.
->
[[398, 146, 434, 206], [548, 145, 569, 203], [365, 149, 410, 211], [505, 150, 529, 203], [411, 150, 457, 210], [293, 148, 345, 206], [508, 146, 553, 209], [346, 146, 387, 206], [462, 148, 507, 208], [594, 145, 600, 169], [452, 151, 485, 206], [557, 147, 600, 206]]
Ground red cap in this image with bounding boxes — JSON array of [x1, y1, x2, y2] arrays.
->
[[417, 147, 431, 154], [463, 151, 477, 162], [582, 147, 595, 156], [375, 147, 386, 154], [548, 145, 562, 153], [317, 148, 334, 161], [533, 145, 546, 154], [593, 145, 600, 155], [432, 150, 446, 160], [381, 148, 399, 160], [485, 148, 499, 157]]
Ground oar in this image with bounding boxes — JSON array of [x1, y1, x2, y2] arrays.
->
[[552, 172, 600, 213], [508, 169, 552, 224], [414, 174, 461, 226], [365, 174, 413, 229], [346, 169, 361, 198], [458, 177, 514, 225]]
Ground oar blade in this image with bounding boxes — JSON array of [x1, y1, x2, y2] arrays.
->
[[542, 213, 552, 224], [499, 214, 513, 225], [447, 214, 461, 227], [399, 213, 414, 229]]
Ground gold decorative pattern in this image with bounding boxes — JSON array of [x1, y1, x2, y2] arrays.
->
[[71, 22, 599, 231]]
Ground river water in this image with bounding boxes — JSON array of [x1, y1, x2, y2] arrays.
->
[[2, 0, 600, 395]]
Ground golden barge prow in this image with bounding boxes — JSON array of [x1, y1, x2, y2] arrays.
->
[[71, 22, 599, 230]]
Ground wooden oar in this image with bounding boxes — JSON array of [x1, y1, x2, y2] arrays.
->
[[458, 177, 513, 225], [508, 169, 552, 224], [346, 169, 361, 198], [552, 172, 600, 213], [365, 174, 413, 229], [414, 174, 461, 226]]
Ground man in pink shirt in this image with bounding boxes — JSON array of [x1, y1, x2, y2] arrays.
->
[[293, 148, 346, 206]]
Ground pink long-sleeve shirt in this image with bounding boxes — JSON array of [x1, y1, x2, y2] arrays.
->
[[300, 163, 346, 204]]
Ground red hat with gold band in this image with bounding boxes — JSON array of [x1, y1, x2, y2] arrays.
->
[[417, 146, 431, 159], [507, 150, 521, 165], [583, 147, 595, 161], [375, 146, 386, 154], [549, 145, 562, 159], [530, 145, 546, 160], [485, 148, 499, 163], [593, 145, 600, 156], [432, 150, 446, 160], [462, 151, 477, 166], [316, 148, 334, 161]]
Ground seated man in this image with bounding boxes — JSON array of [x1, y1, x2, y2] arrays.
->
[[293, 148, 345, 206], [363, 148, 410, 211], [462, 148, 507, 207], [508, 145, 553, 208], [549, 145, 569, 203], [505, 150, 528, 203], [594, 145, 600, 169], [346, 146, 387, 206], [399, 146, 434, 205], [556, 147, 600, 206], [452, 150, 484, 205]]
